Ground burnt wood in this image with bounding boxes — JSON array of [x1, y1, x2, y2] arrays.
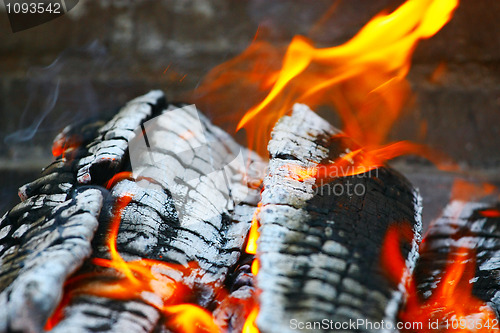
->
[[254, 104, 423, 333], [53, 103, 263, 332], [0, 91, 264, 332], [76, 90, 166, 185], [0, 116, 106, 333], [414, 200, 500, 317]]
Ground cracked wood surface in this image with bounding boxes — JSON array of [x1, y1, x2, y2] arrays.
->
[[255, 104, 422, 333], [414, 200, 500, 317], [0, 91, 263, 332]]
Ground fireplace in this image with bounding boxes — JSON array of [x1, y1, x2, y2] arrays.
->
[[0, 1, 499, 332]]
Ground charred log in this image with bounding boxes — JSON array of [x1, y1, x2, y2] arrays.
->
[[254, 104, 422, 333], [76, 90, 166, 185], [0, 91, 265, 332], [0, 114, 107, 333], [53, 103, 263, 332], [414, 201, 500, 317]]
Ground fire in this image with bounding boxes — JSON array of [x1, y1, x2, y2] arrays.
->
[[195, 0, 460, 330], [242, 307, 260, 333], [400, 248, 498, 333], [235, 0, 458, 138], [245, 203, 262, 255], [479, 209, 500, 218], [50, 0, 465, 330], [192, 0, 459, 169], [164, 304, 220, 333], [46, 193, 220, 333], [380, 223, 414, 285], [52, 132, 81, 161], [381, 225, 499, 333], [242, 203, 262, 331], [104, 171, 134, 190], [282, 140, 456, 182]]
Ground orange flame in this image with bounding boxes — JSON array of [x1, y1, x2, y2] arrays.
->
[[381, 225, 499, 333], [164, 304, 220, 333], [450, 179, 497, 203], [236, 0, 459, 137], [401, 248, 498, 333], [281, 140, 457, 182], [46, 193, 220, 333], [192, 0, 459, 170], [245, 203, 262, 255], [242, 307, 260, 333], [380, 223, 415, 285], [242, 203, 262, 332]]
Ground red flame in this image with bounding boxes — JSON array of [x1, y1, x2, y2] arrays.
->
[[381, 225, 499, 333], [479, 209, 500, 218], [46, 193, 220, 332]]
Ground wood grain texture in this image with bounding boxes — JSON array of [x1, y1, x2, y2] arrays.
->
[[255, 104, 422, 333], [7, 96, 264, 332], [414, 200, 500, 316]]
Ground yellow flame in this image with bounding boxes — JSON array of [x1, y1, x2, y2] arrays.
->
[[242, 307, 260, 333], [234, 0, 458, 153]]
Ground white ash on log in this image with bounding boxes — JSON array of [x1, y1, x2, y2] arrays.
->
[[54, 102, 264, 331], [0, 91, 264, 332], [76, 90, 166, 185], [254, 104, 422, 333], [0, 90, 170, 333], [413, 200, 500, 317], [0, 117, 106, 333]]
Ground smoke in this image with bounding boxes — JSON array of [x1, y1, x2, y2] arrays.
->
[[3, 41, 109, 147]]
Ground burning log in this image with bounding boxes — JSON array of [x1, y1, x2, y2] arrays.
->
[[0, 91, 264, 332], [76, 90, 166, 185], [0, 187, 103, 333], [0, 111, 107, 333], [408, 201, 500, 324], [254, 104, 422, 332], [6, 90, 497, 333]]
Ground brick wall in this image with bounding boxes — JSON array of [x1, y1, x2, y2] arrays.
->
[[1, 0, 500, 213]]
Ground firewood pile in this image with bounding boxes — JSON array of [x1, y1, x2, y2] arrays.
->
[[0, 91, 498, 333]]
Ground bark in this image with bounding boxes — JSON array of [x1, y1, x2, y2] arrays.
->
[[414, 200, 500, 316], [54, 103, 263, 332], [0, 114, 106, 333], [0, 91, 264, 333], [255, 104, 422, 333], [76, 90, 166, 185]]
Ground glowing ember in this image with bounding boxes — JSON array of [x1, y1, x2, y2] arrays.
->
[[399, 248, 498, 333], [450, 179, 497, 203], [479, 209, 500, 218], [46, 193, 219, 332], [52, 133, 81, 161], [104, 171, 134, 190], [381, 226, 498, 333], [242, 307, 260, 333]]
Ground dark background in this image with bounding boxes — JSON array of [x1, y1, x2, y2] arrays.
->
[[1, 0, 499, 222]]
